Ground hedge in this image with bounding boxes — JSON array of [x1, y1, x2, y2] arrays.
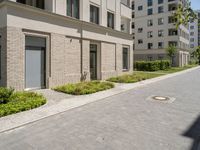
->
[[0, 87, 46, 117], [135, 60, 170, 71]]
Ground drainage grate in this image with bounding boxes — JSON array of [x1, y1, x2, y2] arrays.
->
[[147, 95, 176, 103]]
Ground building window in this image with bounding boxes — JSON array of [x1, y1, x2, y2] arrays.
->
[[158, 6, 164, 13], [168, 16, 177, 23], [90, 5, 99, 24], [190, 26, 194, 30], [132, 22, 135, 29], [158, 30, 164, 37], [168, 28, 178, 36], [17, 0, 44, 9], [147, 31, 153, 38], [158, 42, 164, 48], [132, 12, 135, 18], [138, 39, 143, 44], [138, 28, 143, 33], [148, 43, 153, 49], [123, 47, 129, 70], [190, 44, 194, 48], [190, 38, 195, 42], [132, 1, 135, 10], [148, 8, 153, 15], [158, 0, 163, 4], [147, 0, 153, 7], [190, 32, 194, 36], [147, 19, 153, 26], [107, 12, 114, 29], [67, 0, 79, 19], [138, 5, 143, 11], [158, 18, 164, 25]]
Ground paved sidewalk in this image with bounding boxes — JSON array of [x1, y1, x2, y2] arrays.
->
[[0, 66, 199, 134]]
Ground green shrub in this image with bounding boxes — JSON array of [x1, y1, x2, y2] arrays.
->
[[107, 72, 163, 83], [135, 60, 170, 71], [53, 81, 114, 95], [0, 87, 14, 104], [0, 88, 46, 118]]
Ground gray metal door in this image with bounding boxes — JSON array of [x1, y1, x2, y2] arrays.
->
[[25, 46, 45, 89]]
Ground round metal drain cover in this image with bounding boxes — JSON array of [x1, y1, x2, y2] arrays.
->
[[152, 96, 169, 101]]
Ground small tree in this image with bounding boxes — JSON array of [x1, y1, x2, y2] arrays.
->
[[192, 46, 200, 65], [173, 0, 197, 29], [166, 45, 177, 66]]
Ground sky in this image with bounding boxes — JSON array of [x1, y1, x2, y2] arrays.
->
[[191, 0, 200, 10]]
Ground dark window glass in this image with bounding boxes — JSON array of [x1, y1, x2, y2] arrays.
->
[[138, 5, 143, 11], [147, 0, 153, 6], [158, 42, 164, 48], [147, 19, 153, 26], [158, 6, 164, 13], [90, 5, 99, 24], [17, 0, 44, 9], [148, 8, 153, 15], [123, 47, 129, 70], [67, 0, 79, 19], [148, 43, 153, 49], [107, 12, 114, 29], [158, 0, 163, 4]]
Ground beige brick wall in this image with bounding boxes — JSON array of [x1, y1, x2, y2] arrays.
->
[[49, 34, 81, 88], [6, 26, 25, 90], [4, 27, 133, 90], [82, 40, 90, 81], [101, 42, 117, 80]]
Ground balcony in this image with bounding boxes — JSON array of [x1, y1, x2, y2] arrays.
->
[[169, 29, 178, 36], [121, 0, 130, 7], [121, 2, 132, 19]]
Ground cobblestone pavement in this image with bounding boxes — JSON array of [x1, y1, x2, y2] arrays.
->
[[0, 68, 200, 150]]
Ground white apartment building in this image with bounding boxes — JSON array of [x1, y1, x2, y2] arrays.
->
[[197, 10, 200, 46], [132, 0, 190, 67], [189, 12, 198, 50], [0, 0, 133, 90]]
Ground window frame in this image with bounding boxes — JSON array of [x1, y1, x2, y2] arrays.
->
[[147, 0, 153, 7], [158, 30, 164, 37], [122, 47, 130, 71], [90, 5, 99, 24], [148, 43, 153, 49], [158, 18, 164, 25], [147, 31, 153, 38], [158, 6, 164, 13], [148, 8, 153, 15], [67, 0, 80, 19], [107, 11, 114, 29], [147, 19, 153, 27]]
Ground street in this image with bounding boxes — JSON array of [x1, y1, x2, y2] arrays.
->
[[0, 68, 200, 150]]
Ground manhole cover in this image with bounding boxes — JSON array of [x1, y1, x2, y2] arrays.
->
[[153, 96, 169, 101], [147, 95, 176, 103]]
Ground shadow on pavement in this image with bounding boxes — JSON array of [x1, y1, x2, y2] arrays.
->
[[183, 115, 200, 150]]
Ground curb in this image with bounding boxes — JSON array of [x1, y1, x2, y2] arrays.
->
[[0, 66, 199, 133]]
